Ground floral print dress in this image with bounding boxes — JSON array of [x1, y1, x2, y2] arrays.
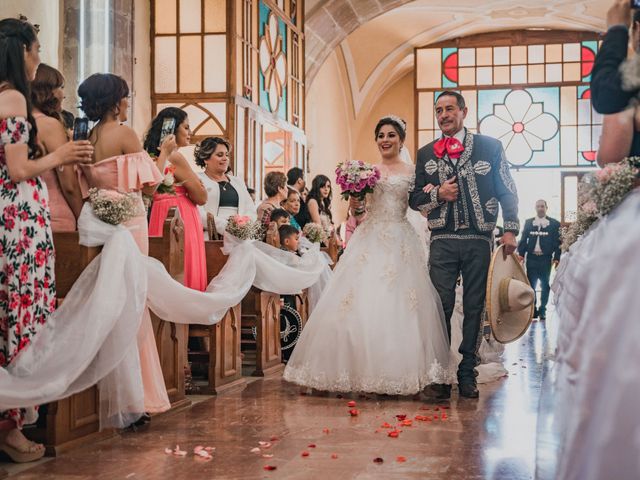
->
[[0, 117, 56, 428]]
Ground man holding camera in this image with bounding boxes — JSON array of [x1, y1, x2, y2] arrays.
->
[[592, 0, 640, 155]]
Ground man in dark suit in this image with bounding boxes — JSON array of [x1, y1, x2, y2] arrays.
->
[[517, 200, 561, 321], [592, 0, 640, 155], [410, 91, 520, 399], [286, 167, 311, 228]]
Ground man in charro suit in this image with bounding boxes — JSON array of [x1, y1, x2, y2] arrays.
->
[[410, 91, 520, 399], [517, 199, 561, 321]]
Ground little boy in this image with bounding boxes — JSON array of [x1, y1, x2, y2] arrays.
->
[[278, 224, 300, 254], [270, 208, 290, 228]]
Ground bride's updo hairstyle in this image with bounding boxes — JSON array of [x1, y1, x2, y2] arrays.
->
[[374, 115, 407, 142], [78, 73, 129, 122]]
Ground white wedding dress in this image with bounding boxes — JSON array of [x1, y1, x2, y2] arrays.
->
[[283, 174, 455, 394]]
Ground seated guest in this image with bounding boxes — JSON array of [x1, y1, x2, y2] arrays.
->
[[145, 107, 208, 292], [270, 208, 290, 228], [257, 171, 288, 226], [279, 224, 301, 254], [286, 167, 310, 228], [307, 174, 336, 245], [196, 136, 256, 236], [31, 63, 83, 231], [283, 188, 302, 231]]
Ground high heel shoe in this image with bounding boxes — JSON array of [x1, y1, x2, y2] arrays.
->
[[0, 441, 45, 463]]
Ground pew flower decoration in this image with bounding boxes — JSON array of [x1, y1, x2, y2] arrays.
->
[[88, 188, 141, 225], [225, 214, 264, 240], [302, 222, 328, 244], [561, 157, 640, 251], [336, 160, 381, 215]]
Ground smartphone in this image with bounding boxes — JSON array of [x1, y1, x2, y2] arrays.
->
[[159, 117, 176, 145], [633, 0, 640, 8], [72, 117, 89, 141]]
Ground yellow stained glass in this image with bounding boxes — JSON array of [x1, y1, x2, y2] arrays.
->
[[416, 49, 441, 89], [196, 118, 224, 135], [493, 66, 510, 85], [204, 35, 227, 92], [459, 67, 476, 86], [511, 46, 527, 65], [155, 0, 177, 34], [563, 63, 581, 82], [154, 36, 177, 93], [179, 36, 202, 92], [528, 65, 545, 83], [418, 92, 434, 129], [179, 0, 202, 34], [545, 44, 562, 63], [205, 0, 226, 32], [477, 48, 492, 66], [201, 102, 227, 129]]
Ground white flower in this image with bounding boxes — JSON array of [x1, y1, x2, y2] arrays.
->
[[163, 173, 175, 187], [479, 90, 558, 167]]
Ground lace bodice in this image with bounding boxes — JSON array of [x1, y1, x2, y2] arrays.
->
[[366, 174, 415, 222]]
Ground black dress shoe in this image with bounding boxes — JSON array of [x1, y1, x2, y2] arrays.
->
[[424, 383, 451, 400], [458, 383, 479, 398]]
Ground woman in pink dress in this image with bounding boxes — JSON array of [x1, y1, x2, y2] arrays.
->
[[77, 73, 175, 420], [31, 63, 83, 232], [145, 107, 207, 291]]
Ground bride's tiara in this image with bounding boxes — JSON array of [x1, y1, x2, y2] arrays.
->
[[379, 115, 407, 134]]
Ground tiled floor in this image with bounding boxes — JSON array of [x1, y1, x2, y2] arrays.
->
[[2, 319, 557, 480]]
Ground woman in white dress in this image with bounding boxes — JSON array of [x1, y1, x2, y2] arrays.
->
[[283, 116, 454, 395]]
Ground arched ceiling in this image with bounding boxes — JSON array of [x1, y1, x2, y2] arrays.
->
[[305, 0, 608, 88]]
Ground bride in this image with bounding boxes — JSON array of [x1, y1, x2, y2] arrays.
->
[[283, 116, 455, 395]]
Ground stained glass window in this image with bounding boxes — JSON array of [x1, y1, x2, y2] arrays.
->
[[416, 34, 601, 169]]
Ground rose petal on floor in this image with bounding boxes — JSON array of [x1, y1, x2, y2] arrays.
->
[[396, 456, 407, 463]]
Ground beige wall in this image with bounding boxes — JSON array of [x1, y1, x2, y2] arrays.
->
[[0, 0, 61, 68], [306, 50, 353, 223], [132, 0, 152, 136]]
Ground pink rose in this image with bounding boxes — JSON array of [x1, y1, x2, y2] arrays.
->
[[581, 200, 597, 216], [19, 264, 29, 283], [234, 215, 250, 226], [35, 249, 47, 267]]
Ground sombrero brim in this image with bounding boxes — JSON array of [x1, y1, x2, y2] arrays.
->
[[486, 245, 534, 344]]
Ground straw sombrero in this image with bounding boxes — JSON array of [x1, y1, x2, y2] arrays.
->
[[486, 245, 535, 344]]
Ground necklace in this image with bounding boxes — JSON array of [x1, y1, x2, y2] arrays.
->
[[205, 170, 228, 190]]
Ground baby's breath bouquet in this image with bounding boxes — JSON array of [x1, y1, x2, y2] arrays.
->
[[302, 222, 328, 244], [225, 215, 264, 240], [562, 157, 639, 251], [89, 188, 141, 225]]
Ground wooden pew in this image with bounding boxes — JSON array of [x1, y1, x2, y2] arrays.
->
[[148, 208, 190, 410], [30, 232, 114, 456], [188, 240, 245, 394]]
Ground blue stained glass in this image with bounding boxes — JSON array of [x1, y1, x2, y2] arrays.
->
[[528, 87, 560, 120], [582, 40, 598, 54], [477, 89, 510, 119], [442, 47, 457, 62], [442, 76, 457, 88], [577, 85, 590, 99]]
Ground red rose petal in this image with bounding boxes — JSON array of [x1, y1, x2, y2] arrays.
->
[[331, 453, 338, 459], [401, 419, 413, 427], [349, 409, 360, 416], [373, 457, 384, 464], [322, 428, 330, 434], [388, 430, 400, 438], [347, 401, 356, 407], [308, 444, 316, 448], [263, 465, 277, 471], [433, 415, 439, 420], [380, 422, 392, 428], [395, 414, 407, 421], [396, 456, 407, 463], [270, 436, 279, 442], [301, 451, 310, 457]]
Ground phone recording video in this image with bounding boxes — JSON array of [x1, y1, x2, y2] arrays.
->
[[72, 117, 89, 141], [159, 117, 176, 145]]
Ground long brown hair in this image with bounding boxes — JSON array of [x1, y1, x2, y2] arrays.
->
[[31, 63, 65, 120]]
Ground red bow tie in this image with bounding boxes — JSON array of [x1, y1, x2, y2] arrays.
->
[[434, 137, 465, 159]]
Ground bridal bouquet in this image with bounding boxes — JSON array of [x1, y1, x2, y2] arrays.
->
[[88, 188, 141, 225], [225, 215, 264, 240], [336, 160, 381, 201], [562, 157, 640, 251], [302, 222, 328, 244]]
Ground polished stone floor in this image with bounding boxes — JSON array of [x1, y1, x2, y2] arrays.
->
[[2, 319, 557, 480]]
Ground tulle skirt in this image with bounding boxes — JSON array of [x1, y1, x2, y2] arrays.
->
[[549, 189, 640, 480], [283, 215, 455, 395]]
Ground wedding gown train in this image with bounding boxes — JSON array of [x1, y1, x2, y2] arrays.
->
[[283, 174, 456, 395]]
